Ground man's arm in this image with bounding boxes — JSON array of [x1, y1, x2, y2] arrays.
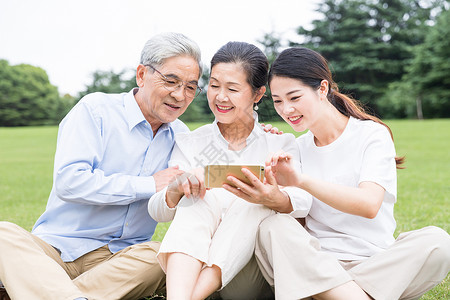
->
[[53, 100, 163, 205]]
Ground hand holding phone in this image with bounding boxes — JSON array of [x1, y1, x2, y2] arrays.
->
[[204, 165, 265, 188]]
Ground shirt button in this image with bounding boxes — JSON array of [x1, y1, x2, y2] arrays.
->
[[126, 223, 129, 226]]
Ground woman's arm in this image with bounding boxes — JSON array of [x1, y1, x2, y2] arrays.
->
[[268, 151, 385, 219], [148, 141, 206, 221], [300, 175, 385, 219]]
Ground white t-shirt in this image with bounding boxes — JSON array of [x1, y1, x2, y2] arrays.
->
[[297, 117, 397, 260]]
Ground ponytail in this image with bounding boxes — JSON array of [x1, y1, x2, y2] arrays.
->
[[329, 87, 405, 168]]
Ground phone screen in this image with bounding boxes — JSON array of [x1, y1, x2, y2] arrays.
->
[[204, 165, 265, 188]]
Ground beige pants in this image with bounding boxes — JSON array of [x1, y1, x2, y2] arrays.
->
[[255, 214, 450, 300], [0, 222, 165, 300], [158, 190, 274, 288]]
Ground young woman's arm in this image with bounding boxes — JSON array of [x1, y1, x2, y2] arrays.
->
[[299, 175, 385, 219], [267, 152, 385, 219]]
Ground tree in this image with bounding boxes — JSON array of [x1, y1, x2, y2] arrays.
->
[[292, 0, 444, 117], [406, 7, 450, 118], [258, 31, 283, 63], [0, 60, 70, 126], [379, 7, 450, 118], [257, 32, 284, 122], [77, 69, 137, 100], [179, 70, 214, 123]]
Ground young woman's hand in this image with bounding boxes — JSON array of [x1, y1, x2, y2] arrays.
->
[[222, 167, 293, 213], [165, 167, 206, 208], [260, 123, 283, 135], [266, 151, 302, 187]]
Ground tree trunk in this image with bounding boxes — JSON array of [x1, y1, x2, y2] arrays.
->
[[416, 95, 423, 120]]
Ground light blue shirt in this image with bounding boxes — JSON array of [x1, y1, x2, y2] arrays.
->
[[32, 89, 189, 262]]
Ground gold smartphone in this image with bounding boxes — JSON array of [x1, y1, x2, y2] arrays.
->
[[204, 165, 265, 188]]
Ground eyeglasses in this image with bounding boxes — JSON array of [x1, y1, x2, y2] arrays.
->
[[145, 64, 202, 99]]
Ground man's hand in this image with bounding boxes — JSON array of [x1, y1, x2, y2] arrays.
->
[[153, 166, 184, 192]]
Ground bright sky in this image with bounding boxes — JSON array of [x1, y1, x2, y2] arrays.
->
[[0, 0, 321, 95]]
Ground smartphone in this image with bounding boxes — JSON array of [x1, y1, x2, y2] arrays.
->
[[204, 165, 265, 188]]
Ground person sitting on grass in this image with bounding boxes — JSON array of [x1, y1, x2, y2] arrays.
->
[[148, 41, 311, 300], [227, 46, 450, 300], [0, 32, 202, 300]]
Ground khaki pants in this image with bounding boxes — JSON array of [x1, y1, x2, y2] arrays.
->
[[256, 214, 450, 300], [0, 222, 165, 300], [218, 255, 274, 300]]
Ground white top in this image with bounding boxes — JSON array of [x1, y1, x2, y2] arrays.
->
[[149, 113, 312, 221], [297, 117, 397, 260]]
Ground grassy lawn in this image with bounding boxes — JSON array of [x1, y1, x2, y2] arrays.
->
[[0, 119, 448, 299]]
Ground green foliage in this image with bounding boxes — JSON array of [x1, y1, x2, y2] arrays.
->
[[0, 60, 73, 126], [380, 8, 450, 118], [77, 69, 137, 100], [179, 93, 214, 123], [179, 71, 214, 123], [257, 31, 283, 64], [256, 32, 285, 122], [292, 0, 446, 116], [377, 80, 416, 119], [3, 1, 449, 124]]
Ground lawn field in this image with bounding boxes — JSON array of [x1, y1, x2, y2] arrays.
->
[[0, 119, 449, 299]]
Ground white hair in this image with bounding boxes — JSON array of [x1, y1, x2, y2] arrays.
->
[[140, 32, 203, 77]]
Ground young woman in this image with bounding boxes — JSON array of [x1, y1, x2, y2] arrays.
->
[[148, 42, 310, 299], [225, 47, 450, 299]]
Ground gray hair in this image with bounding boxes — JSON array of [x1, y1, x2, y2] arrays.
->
[[140, 32, 203, 77]]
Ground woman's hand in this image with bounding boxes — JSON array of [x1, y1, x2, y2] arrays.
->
[[165, 167, 206, 208], [266, 151, 302, 187], [223, 167, 293, 213], [153, 166, 184, 192], [260, 123, 283, 135]]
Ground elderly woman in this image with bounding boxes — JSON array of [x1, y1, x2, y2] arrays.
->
[[148, 42, 310, 299]]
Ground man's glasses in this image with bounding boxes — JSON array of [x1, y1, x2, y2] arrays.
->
[[145, 64, 202, 99]]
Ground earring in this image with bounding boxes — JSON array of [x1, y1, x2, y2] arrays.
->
[[254, 103, 259, 111]]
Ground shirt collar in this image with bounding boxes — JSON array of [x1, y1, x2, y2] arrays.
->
[[125, 88, 175, 137], [212, 111, 262, 147], [125, 88, 146, 131]]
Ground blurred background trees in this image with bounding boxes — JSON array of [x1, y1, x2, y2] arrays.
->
[[290, 0, 448, 119], [0, 60, 74, 126], [76, 69, 137, 100], [0, 0, 448, 126], [378, 7, 450, 118]]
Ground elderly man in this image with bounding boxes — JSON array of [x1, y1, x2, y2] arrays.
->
[[0, 32, 202, 300]]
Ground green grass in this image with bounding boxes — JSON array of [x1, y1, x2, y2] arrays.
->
[[0, 120, 449, 299], [0, 126, 56, 229]]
